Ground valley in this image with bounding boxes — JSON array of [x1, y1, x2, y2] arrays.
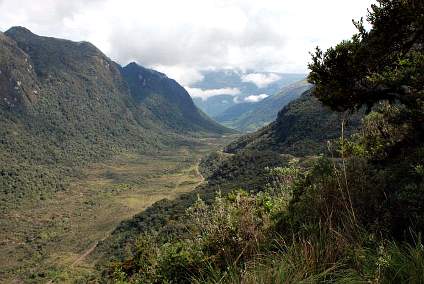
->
[[0, 1, 422, 282], [0, 136, 233, 283]]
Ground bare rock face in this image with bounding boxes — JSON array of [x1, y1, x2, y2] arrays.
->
[[0, 31, 40, 109]]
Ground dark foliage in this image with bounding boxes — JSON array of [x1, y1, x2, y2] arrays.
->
[[308, 0, 424, 112]]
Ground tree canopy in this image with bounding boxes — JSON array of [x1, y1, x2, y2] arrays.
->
[[308, 0, 423, 113]]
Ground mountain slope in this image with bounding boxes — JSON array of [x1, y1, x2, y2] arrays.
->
[[0, 27, 229, 204], [225, 89, 362, 156], [215, 80, 312, 132], [121, 63, 230, 134], [1, 27, 152, 203], [0, 30, 40, 110]]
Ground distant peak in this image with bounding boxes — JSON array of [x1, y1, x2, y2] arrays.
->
[[127, 62, 139, 67], [5, 26, 34, 36], [124, 62, 143, 70], [124, 62, 167, 78]]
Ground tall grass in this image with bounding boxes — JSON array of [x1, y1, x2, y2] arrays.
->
[[381, 237, 424, 283]]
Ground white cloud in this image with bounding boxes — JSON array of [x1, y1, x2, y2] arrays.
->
[[244, 94, 269, 102], [152, 65, 204, 86], [0, 0, 375, 77], [186, 87, 240, 101], [241, 73, 281, 88]]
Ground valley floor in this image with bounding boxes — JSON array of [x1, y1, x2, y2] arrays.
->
[[0, 136, 232, 283]]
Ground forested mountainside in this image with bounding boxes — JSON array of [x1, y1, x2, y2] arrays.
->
[[0, 27, 229, 206], [122, 63, 228, 134], [215, 80, 312, 132], [225, 88, 363, 156], [94, 1, 424, 283]]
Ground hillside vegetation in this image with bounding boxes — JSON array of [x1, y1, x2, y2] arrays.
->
[[225, 89, 363, 156], [0, 27, 229, 209], [122, 63, 228, 134], [97, 1, 424, 283]]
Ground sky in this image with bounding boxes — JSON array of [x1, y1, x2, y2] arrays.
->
[[0, 0, 374, 97]]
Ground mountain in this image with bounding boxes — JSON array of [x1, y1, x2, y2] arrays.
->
[[191, 69, 306, 117], [192, 94, 237, 118], [215, 80, 312, 132], [0, 27, 229, 204], [225, 88, 363, 156], [121, 63, 228, 134]]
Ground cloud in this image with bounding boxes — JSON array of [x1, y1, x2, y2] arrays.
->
[[241, 73, 281, 88], [0, 0, 375, 81], [244, 93, 269, 102], [152, 65, 204, 86], [186, 87, 240, 101]]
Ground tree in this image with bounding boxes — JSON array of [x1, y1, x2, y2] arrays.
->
[[308, 0, 423, 159], [308, 0, 423, 112]]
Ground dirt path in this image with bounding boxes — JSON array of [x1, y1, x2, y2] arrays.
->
[[174, 160, 204, 190], [71, 242, 98, 268], [195, 160, 205, 183], [70, 233, 110, 268], [45, 234, 110, 284]]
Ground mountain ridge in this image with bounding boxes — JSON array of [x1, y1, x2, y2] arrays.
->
[[225, 88, 363, 156], [121, 62, 229, 134]]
